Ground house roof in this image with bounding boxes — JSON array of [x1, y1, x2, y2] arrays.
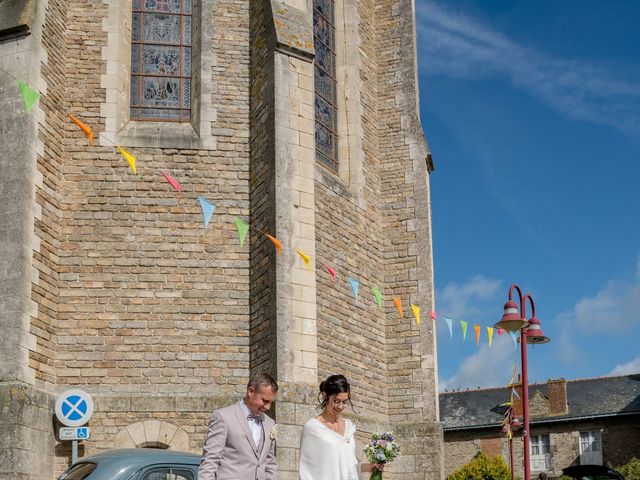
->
[[439, 374, 640, 431]]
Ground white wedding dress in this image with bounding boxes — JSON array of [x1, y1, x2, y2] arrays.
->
[[299, 417, 359, 480]]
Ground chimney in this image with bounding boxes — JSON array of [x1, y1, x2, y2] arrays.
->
[[547, 378, 568, 415]]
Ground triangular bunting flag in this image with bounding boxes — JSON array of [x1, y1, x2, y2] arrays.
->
[[393, 297, 403, 317], [161, 171, 182, 192], [295, 249, 312, 271], [445, 317, 453, 339], [325, 264, 337, 280], [497, 328, 506, 335], [348, 277, 359, 302], [411, 304, 420, 326], [234, 217, 249, 247], [68, 114, 94, 144], [371, 287, 383, 310], [117, 146, 136, 173], [509, 332, 518, 350], [474, 324, 481, 345], [487, 327, 494, 348], [430, 310, 437, 320], [461, 320, 468, 340], [18, 80, 39, 113], [198, 196, 215, 227], [266, 234, 282, 255]]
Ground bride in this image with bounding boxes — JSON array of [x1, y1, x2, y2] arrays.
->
[[299, 374, 382, 480]]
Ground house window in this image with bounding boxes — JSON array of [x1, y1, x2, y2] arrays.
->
[[530, 434, 552, 471], [130, 0, 192, 122], [579, 430, 603, 465], [313, 0, 338, 172]]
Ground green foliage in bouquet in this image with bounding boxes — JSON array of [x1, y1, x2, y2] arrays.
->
[[616, 457, 640, 480], [447, 452, 515, 480], [363, 432, 400, 480]]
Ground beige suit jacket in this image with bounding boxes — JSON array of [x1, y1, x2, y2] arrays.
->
[[198, 401, 277, 480]]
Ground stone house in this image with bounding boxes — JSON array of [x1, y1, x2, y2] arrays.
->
[[0, 0, 442, 479], [440, 375, 640, 478]]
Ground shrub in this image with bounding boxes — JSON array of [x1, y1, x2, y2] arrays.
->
[[617, 457, 640, 480], [447, 452, 516, 480]]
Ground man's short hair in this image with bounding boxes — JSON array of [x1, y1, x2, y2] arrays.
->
[[248, 372, 278, 392]]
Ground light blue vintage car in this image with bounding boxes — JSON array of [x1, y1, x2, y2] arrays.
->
[[57, 448, 201, 480]]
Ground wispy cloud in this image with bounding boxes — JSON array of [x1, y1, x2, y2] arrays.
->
[[609, 356, 640, 376], [437, 275, 502, 320], [553, 254, 640, 365], [440, 337, 517, 390], [416, 1, 640, 138]]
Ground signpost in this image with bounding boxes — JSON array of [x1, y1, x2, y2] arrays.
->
[[55, 389, 94, 464]]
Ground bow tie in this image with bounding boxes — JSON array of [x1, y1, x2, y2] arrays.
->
[[247, 413, 263, 423]]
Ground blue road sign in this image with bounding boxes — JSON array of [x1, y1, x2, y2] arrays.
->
[[55, 389, 94, 428]]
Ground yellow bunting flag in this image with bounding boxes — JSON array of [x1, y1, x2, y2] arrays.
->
[[266, 234, 282, 255], [474, 324, 481, 345], [117, 146, 136, 174], [487, 327, 494, 348], [411, 304, 420, 326], [295, 249, 312, 271], [393, 297, 403, 317], [68, 114, 94, 144]]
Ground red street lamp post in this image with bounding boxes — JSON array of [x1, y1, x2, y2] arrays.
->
[[495, 285, 550, 480]]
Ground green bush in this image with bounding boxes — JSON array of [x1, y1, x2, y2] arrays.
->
[[617, 457, 640, 480], [447, 452, 517, 480]]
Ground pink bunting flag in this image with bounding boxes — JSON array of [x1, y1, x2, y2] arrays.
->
[[324, 264, 337, 280], [161, 171, 182, 192], [429, 310, 437, 320], [497, 328, 506, 335]]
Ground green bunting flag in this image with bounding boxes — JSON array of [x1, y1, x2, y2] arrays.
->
[[234, 217, 249, 247], [371, 287, 383, 310], [18, 80, 40, 113]]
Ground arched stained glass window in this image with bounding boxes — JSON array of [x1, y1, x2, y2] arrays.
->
[[131, 0, 192, 122], [313, 0, 338, 172]]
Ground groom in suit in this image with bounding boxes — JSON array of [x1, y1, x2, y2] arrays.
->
[[198, 372, 279, 480]]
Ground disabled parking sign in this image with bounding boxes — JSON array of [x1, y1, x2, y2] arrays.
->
[[55, 389, 94, 427]]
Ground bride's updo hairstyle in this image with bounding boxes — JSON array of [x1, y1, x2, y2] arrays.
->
[[318, 374, 353, 410]]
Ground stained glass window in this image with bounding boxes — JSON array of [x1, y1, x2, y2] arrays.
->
[[313, 0, 338, 172], [131, 0, 192, 122]]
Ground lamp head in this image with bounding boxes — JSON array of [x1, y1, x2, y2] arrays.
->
[[494, 299, 528, 332], [524, 316, 550, 344]]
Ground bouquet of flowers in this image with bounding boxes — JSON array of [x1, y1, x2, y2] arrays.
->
[[363, 432, 400, 480]]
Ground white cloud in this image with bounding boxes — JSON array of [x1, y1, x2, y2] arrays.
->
[[440, 336, 517, 390], [416, 1, 640, 138], [553, 254, 640, 365], [609, 356, 640, 376], [437, 275, 502, 320], [555, 259, 640, 335]]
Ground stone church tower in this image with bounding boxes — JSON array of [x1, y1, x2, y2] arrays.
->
[[0, 0, 442, 478]]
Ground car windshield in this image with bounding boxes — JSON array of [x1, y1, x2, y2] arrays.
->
[[57, 463, 97, 480]]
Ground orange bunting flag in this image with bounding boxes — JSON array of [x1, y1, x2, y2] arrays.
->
[[487, 327, 494, 348], [161, 171, 182, 191], [266, 234, 282, 254], [411, 304, 420, 326], [117, 146, 137, 174], [474, 324, 481, 345], [324, 264, 337, 280], [68, 114, 94, 144], [394, 297, 403, 317], [295, 249, 312, 271], [430, 310, 437, 320]]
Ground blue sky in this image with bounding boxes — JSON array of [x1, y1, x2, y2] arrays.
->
[[415, 0, 640, 390]]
